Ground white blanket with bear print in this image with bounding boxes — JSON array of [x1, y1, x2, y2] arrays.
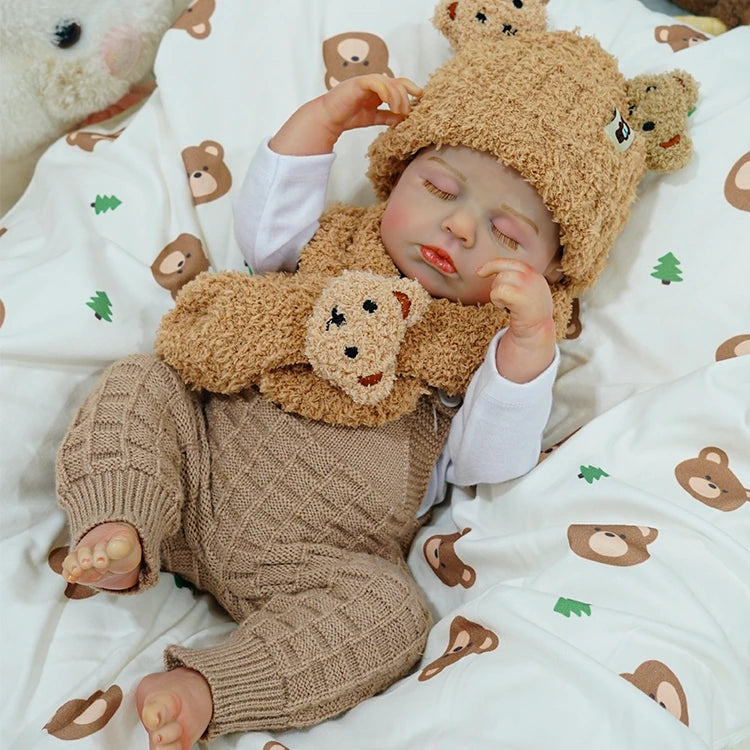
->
[[1, 0, 749, 748]]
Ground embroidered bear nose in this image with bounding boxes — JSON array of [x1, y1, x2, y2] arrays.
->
[[345, 346, 358, 359]]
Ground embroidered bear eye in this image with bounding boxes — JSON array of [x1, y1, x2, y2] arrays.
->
[[54, 20, 82, 48], [362, 300, 378, 313], [326, 307, 346, 330]]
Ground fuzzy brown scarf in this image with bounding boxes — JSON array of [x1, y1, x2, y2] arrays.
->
[[156, 202, 509, 427]]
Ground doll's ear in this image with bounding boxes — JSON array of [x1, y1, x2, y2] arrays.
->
[[626, 69, 698, 173]]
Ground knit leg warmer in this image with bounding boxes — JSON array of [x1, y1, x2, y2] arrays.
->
[[55, 353, 208, 591], [164, 545, 431, 736]]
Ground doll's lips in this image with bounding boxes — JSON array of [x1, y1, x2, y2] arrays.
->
[[420, 245, 456, 274], [358, 373, 383, 387], [659, 134, 681, 148]]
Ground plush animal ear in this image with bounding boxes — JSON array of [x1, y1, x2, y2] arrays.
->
[[433, 0, 461, 48], [390, 277, 431, 327], [625, 69, 698, 173]]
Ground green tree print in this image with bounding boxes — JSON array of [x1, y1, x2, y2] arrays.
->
[[651, 252, 683, 284], [554, 597, 592, 618], [91, 194, 122, 214], [578, 465, 610, 483], [86, 291, 113, 322]]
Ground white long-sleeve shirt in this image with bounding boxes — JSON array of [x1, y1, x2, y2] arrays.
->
[[233, 139, 559, 515]]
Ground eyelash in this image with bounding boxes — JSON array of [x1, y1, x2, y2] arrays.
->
[[492, 225, 519, 250], [423, 179, 455, 201]]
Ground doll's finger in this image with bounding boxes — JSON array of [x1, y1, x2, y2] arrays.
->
[[382, 79, 409, 114], [394, 77, 423, 98], [386, 78, 421, 114], [476, 258, 530, 278], [359, 76, 391, 106], [371, 110, 408, 128]]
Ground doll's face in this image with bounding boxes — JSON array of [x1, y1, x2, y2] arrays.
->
[[380, 145, 561, 304]]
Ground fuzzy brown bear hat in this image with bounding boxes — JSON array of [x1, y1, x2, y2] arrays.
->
[[368, 28, 682, 334]]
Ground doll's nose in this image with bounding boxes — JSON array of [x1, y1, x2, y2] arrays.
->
[[442, 210, 475, 247]]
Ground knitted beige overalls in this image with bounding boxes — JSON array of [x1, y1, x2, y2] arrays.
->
[[56, 352, 454, 738]]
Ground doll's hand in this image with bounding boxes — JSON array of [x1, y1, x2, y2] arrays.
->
[[320, 74, 423, 134], [270, 75, 422, 156], [477, 258, 556, 383]]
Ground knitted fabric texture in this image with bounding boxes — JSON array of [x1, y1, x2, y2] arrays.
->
[[156, 202, 508, 426], [368, 30, 648, 334], [57, 353, 453, 736]]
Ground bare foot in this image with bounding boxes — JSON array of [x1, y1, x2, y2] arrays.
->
[[61, 522, 142, 590], [136, 668, 213, 750]]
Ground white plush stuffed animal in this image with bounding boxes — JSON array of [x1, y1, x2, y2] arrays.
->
[[0, 0, 189, 216]]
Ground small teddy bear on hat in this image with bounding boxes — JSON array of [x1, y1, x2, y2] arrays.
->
[[0, 0, 187, 216], [433, 0, 549, 49], [626, 70, 699, 172]]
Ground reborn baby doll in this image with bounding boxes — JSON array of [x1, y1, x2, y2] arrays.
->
[[55, 13, 697, 748]]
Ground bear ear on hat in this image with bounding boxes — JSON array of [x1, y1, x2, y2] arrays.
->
[[433, 0, 549, 51], [625, 69, 699, 173]]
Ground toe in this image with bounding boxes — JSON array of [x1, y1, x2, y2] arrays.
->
[[106, 533, 134, 561], [62, 553, 81, 579], [153, 720, 183, 744], [92, 540, 110, 569], [76, 545, 93, 570]]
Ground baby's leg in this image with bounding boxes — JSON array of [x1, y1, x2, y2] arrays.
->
[[61, 521, 142, 591], [135, 668, 212, 750], [56, 353, 209, 593], [163, 546, 431, 736]]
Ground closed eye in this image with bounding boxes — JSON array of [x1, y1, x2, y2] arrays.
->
[[491, 224, 519, 250], [423, 179, 456, 201]]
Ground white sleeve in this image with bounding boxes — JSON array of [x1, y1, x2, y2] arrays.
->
[[445, 330, 559, 487], [232, 138, 336, 274]]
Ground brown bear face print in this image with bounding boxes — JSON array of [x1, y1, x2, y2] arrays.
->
[[724, 151, 750, 213], [151, 233, 210, 299], [418, 615, 499, 681], [44, 686, 123, 739], [181, 140, 232, 205], [621, 660, 689, 726], [675, 447, 750, 512], [322, 32, 393, 89], [715, 334, 750, 361], [173, 0, 215, 39], [567, 524, 659, 566], [654, 24, 708, 52], [423, 527, 476, 588]]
